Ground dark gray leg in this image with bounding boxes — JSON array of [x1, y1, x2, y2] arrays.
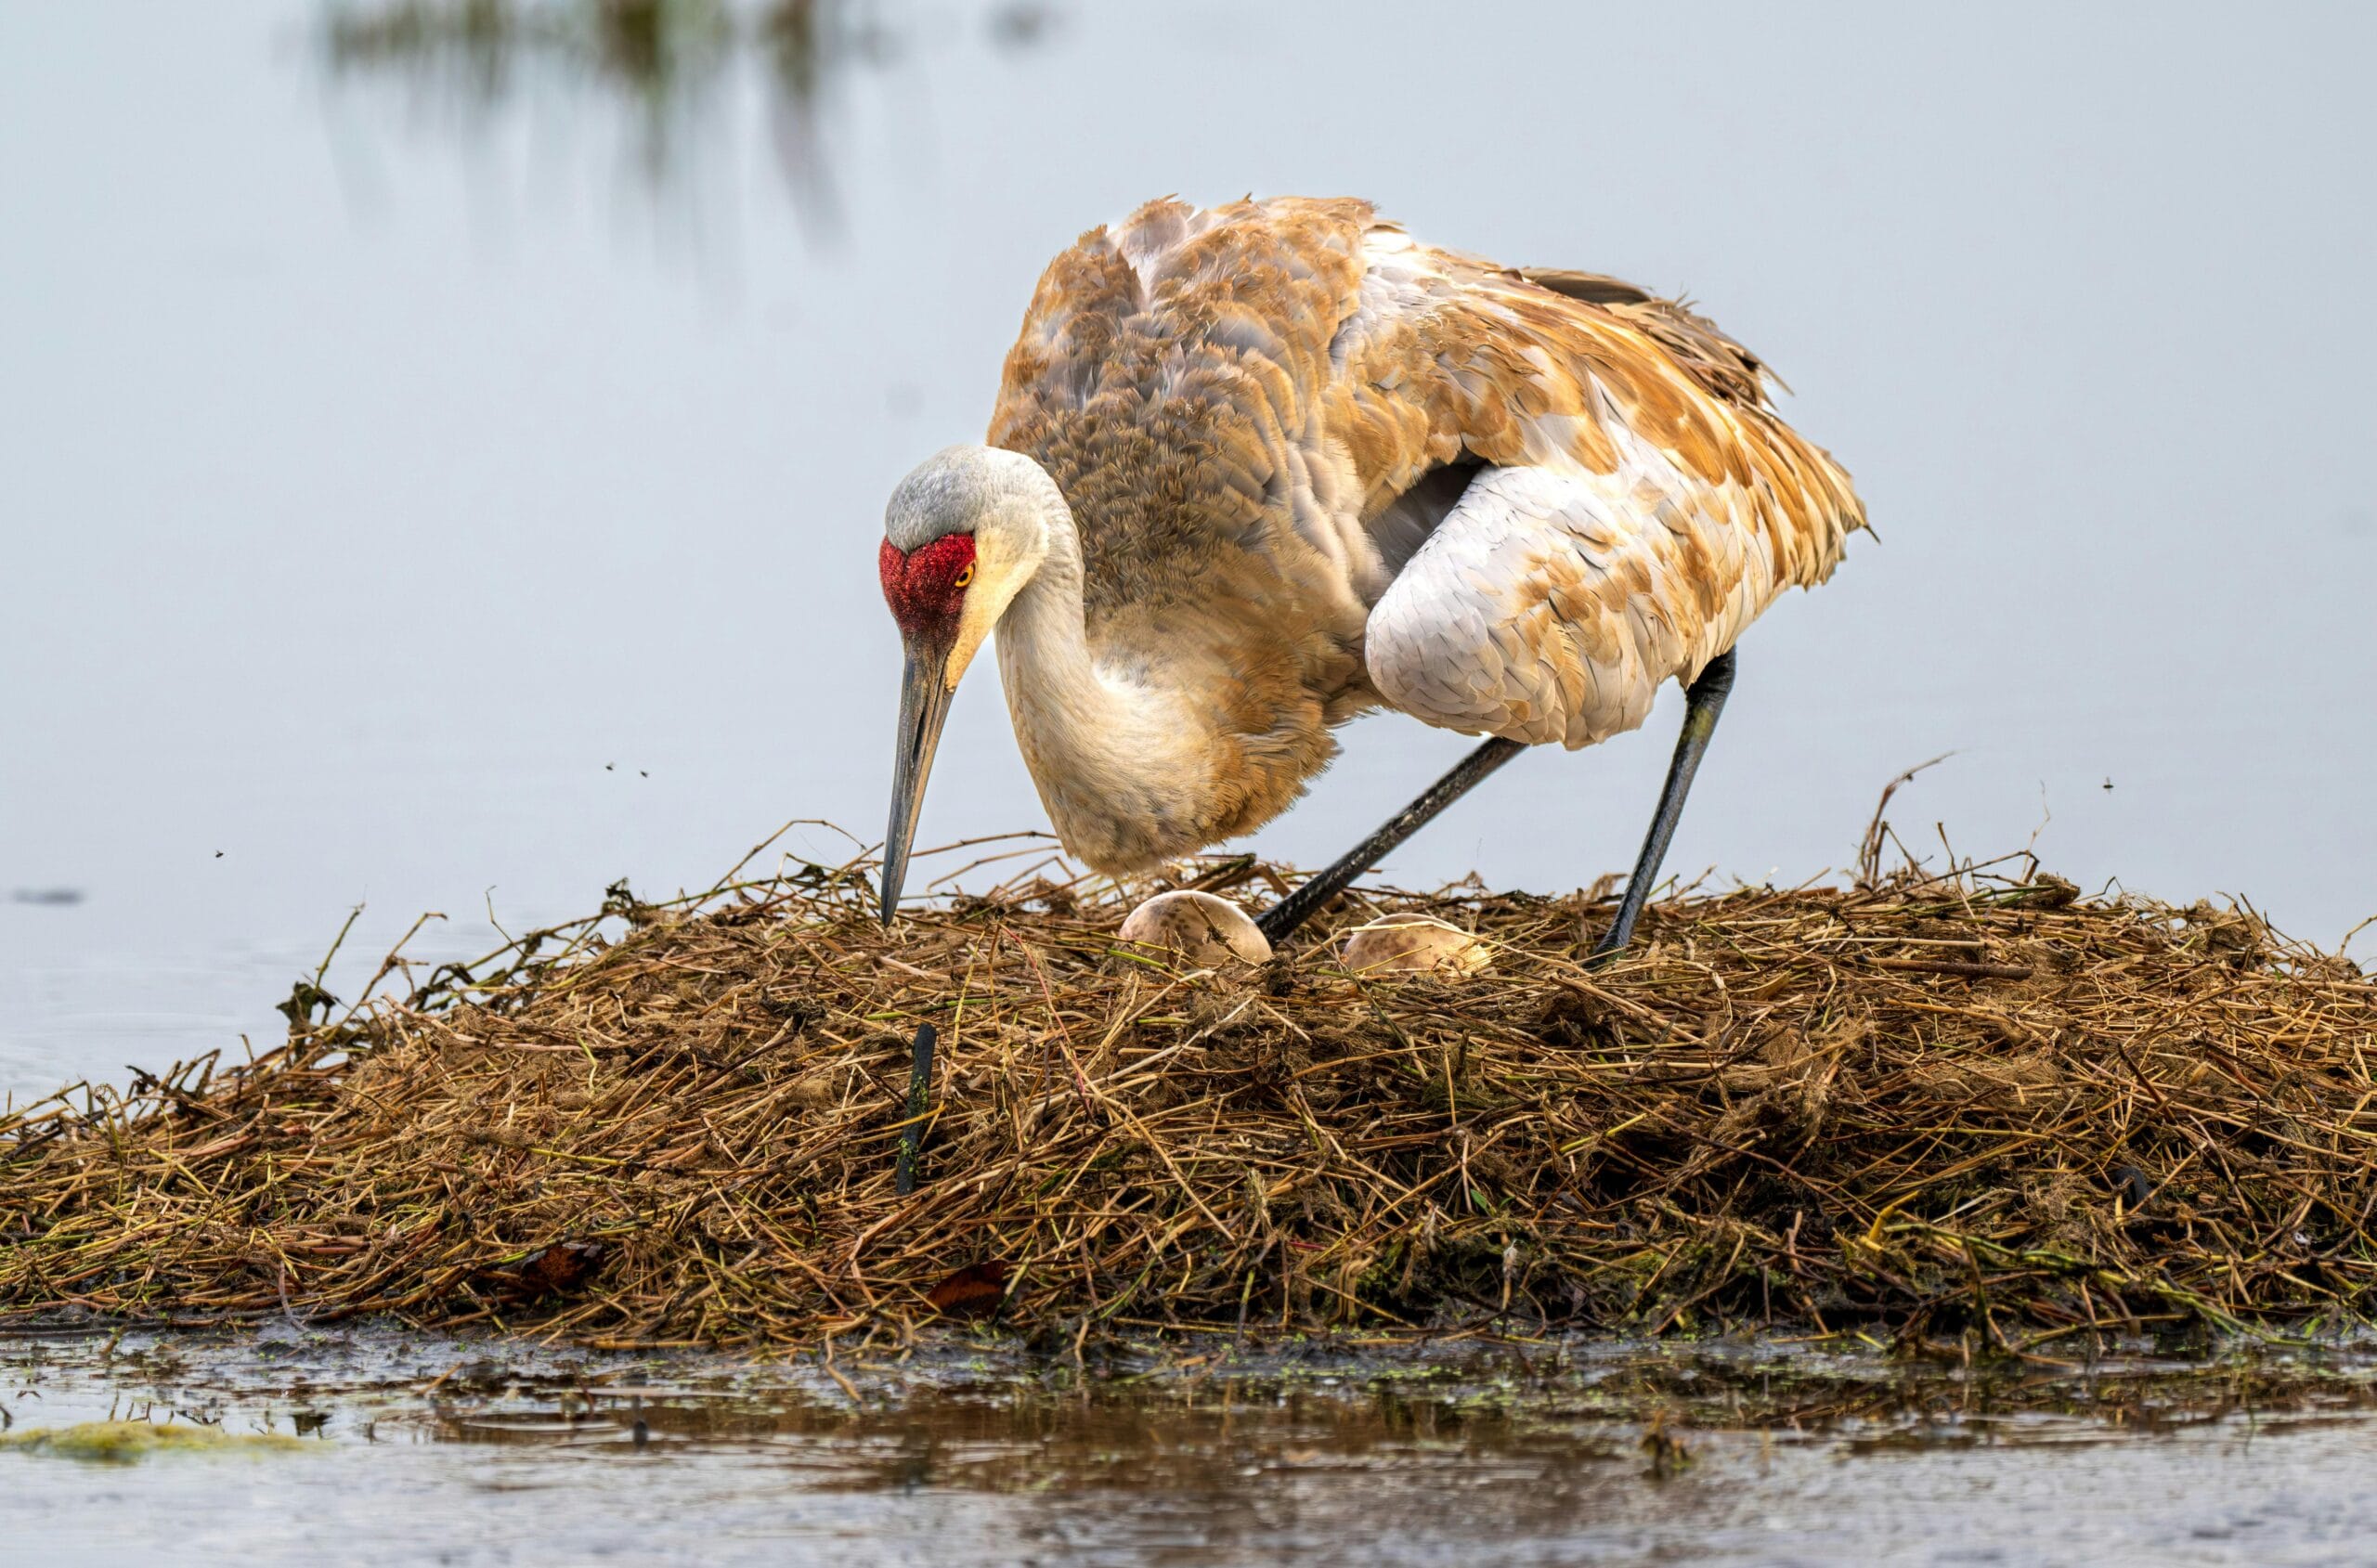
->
[[1590, 647, 1737, 963], [1256, 736, 1525, 944]]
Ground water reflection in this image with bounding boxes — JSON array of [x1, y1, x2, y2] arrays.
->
[[314, 0, 1053, 237], [10, 1329, 2377, 1563], [28, 1326, 2377, 1461]]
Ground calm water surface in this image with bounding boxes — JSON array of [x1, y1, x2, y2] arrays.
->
[[6, 3, 2377, 1562], [6, 1328, 2377, 1567]]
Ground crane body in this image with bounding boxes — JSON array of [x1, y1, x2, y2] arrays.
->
[[879, 196, 1864, 951]]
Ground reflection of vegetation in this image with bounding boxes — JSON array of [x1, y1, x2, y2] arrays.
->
[[757, 0, 847, 237], [984, 2, 1056, 51], [317, 1, 1048, 227], [324, 0, 740, 102], [320, 0, 760, 83], [322, 0, 738, 196]]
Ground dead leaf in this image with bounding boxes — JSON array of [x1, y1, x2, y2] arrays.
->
[[924, 1261, 1011, 1317], [498, 1240, 606, 1297]]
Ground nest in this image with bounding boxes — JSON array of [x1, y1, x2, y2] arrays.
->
[[4, 837, 2375, 1354]]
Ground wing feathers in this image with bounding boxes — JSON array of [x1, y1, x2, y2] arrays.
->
[[986, 196, 1864, 842], [1367, 437, 1816, 749]]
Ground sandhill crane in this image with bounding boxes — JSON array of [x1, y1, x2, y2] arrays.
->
[[877, 197, 1863, 957]]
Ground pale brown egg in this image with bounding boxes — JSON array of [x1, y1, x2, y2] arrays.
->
[[1339, 913, 1491, 978], [1117, 890, 1272, 968]]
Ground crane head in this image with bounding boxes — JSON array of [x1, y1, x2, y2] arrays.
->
[[877, 445, 1059, 926]]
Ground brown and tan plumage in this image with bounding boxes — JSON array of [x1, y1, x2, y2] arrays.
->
[[878, 196, 1864, 952]]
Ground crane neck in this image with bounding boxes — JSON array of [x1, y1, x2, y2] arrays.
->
[[992, 494, 1212, 873]]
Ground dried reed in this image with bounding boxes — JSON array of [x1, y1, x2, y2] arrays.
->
[[5, 835, 2374, 1354]]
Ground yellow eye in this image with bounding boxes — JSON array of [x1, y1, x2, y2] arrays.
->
[[954, 564, 974, 589]]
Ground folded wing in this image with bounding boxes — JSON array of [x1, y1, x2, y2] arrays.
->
[[1334, 219, 1864, 747]]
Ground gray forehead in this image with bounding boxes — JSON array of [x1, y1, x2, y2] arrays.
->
[[884, 447, 1002, 551]]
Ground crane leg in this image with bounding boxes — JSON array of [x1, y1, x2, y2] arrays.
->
[[1589, 647, 1737, 964], [1253, 735, 1525, 944]]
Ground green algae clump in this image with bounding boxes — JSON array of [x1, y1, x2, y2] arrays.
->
[[0, 1421, 308, 1462]]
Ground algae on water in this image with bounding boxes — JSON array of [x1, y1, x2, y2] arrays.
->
[[0, 1420, 308, 1461]]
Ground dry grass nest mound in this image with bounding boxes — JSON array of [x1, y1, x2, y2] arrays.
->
[[6, 835, 2376, 1355]]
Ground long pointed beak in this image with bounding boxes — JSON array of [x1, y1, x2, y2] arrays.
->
[[881, 640, 955, 926]]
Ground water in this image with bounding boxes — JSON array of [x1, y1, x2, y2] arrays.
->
[[5, 3, 2377, 1561], [8, 1328, 2377, 1567]]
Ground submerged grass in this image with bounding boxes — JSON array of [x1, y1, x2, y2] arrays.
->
[[4, 832, 2375, 1354]]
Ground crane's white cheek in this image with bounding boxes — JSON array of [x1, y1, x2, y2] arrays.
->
[[944, 585, 1007, 692], [942, 538, 1038, 691]]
